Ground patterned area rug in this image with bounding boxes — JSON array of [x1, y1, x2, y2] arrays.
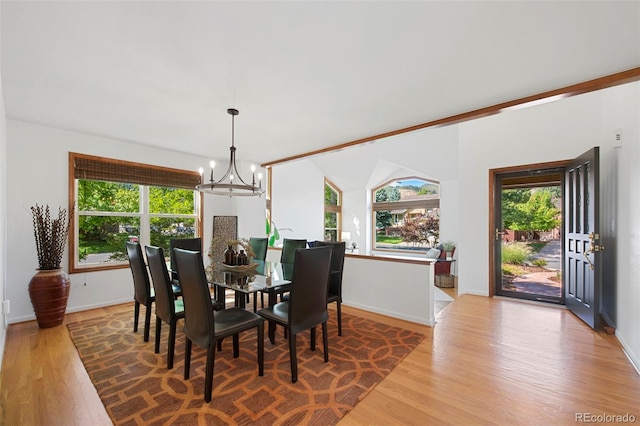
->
[[67, 308, 425, 425]]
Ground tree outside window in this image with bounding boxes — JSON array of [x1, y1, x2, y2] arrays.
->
[[372, 177, 440, 252], [70, 152, 201, 272], [77, 180, 197, 267], [324, 179, 342, 241]]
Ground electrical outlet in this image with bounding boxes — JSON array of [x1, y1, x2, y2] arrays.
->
[[614, 128, 623, 148], [2, 300, 10, 315]]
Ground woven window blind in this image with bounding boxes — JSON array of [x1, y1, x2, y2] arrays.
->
[[71, 153, 200, 189]]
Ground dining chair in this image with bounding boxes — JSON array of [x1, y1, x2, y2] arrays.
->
[[174, 248, 265, 403], [169, 237, 202, 284], [248, 237, 269, 310], [274, 238, 307, 303], [314, 241, 346, 336], [257, 245, 332, 383], [249, 237, 268, 262], [126, 242, 155, 342], [145, 245, 185, 369]]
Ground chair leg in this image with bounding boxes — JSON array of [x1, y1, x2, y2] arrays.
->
[[268, 320, 276, 345], [154, 317, 161, 354], [184, 338, 192, 380], [322, 322, 329, 362], [253, 293, 257, 313], [336, 301, 342, 337], [289, 331, 298, 383], [133, 301, 140, 332], [143, 303, 152, 342], [310, 326, 316, 351], [233, 334, 240, 358], [204, 344, 216, 403], [167, 320, 177, 369], [260, 292, 264, 308], [257, 322, 264, 376]]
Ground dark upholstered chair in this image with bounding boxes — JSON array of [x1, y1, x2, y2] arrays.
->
[[280, 238, 308, 264], [275, 238, 307, 303], [249, 237, 268, 262], [314, 241, 346, 336], [257, 245, 332, 383], [174, 248, 265, 403], [169, 237, 202, 284], [145, 245, 185, 369], [248, 237, 269, 311], [126, 242, 155, 342]]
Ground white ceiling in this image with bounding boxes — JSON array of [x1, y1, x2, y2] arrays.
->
[[2, 1, 639, 165]]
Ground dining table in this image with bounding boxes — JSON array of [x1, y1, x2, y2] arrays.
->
[[208, 260, 294, 341]]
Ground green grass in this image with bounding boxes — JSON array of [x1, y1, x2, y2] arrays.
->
[[376, 235, 403, 244], [527, 241, 547, 253]]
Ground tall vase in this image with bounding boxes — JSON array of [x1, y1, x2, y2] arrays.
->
[[28, 269, 70, 328]]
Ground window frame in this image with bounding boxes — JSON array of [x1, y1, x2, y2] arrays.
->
[[68, 152, 203, 273], [324, 178, 342, 242], [371, 176, 440, 254]]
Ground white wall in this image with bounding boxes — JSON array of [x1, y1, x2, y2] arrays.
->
[[271, 159, 325, 243], [457, 82, 640, 368], [0, 12, 8, 366], [343, 256, 435, 325], [4, 119, 265, 323]]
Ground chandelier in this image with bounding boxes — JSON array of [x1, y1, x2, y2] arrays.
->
[[196, 108, 264, 197]]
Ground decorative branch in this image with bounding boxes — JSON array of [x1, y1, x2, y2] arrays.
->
[[31, 204, 73, 270]]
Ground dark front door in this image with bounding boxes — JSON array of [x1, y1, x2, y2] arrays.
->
[[564, 147, 602, 329]]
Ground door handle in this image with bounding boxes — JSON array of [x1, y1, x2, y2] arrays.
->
[[583, 232, 604, 270], [495, 228, 505, 241]]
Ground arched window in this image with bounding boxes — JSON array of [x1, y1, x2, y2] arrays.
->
[[324, 178, 342, 241], [372, 177, 440, 253]]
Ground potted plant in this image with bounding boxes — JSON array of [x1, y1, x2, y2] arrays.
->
[[442, 240, 456, 260], [28, 204, 73, 328]]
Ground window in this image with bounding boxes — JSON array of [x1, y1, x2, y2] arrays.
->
[[324, 178, 342, 241], [372, 177, 440, 253], [69, 153, 202, 272]]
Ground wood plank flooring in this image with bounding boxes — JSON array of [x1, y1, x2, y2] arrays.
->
[[2, 294, 639, 425]]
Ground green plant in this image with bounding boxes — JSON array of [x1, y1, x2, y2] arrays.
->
[[502, 243, 530, 265], [532, 258, 548, 267], [442, 240, 455, 252], [502, 263, 526, 277]]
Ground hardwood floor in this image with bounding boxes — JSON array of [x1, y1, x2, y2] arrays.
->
[[2, 295, 639, 425]]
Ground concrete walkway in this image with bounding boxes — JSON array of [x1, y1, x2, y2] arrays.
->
[[532, 238, 561, 270], [505, 239, 563, 298]]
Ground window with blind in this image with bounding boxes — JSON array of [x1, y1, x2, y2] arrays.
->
[[372, 177, 440, 253], [69, 152, 202, 273]]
